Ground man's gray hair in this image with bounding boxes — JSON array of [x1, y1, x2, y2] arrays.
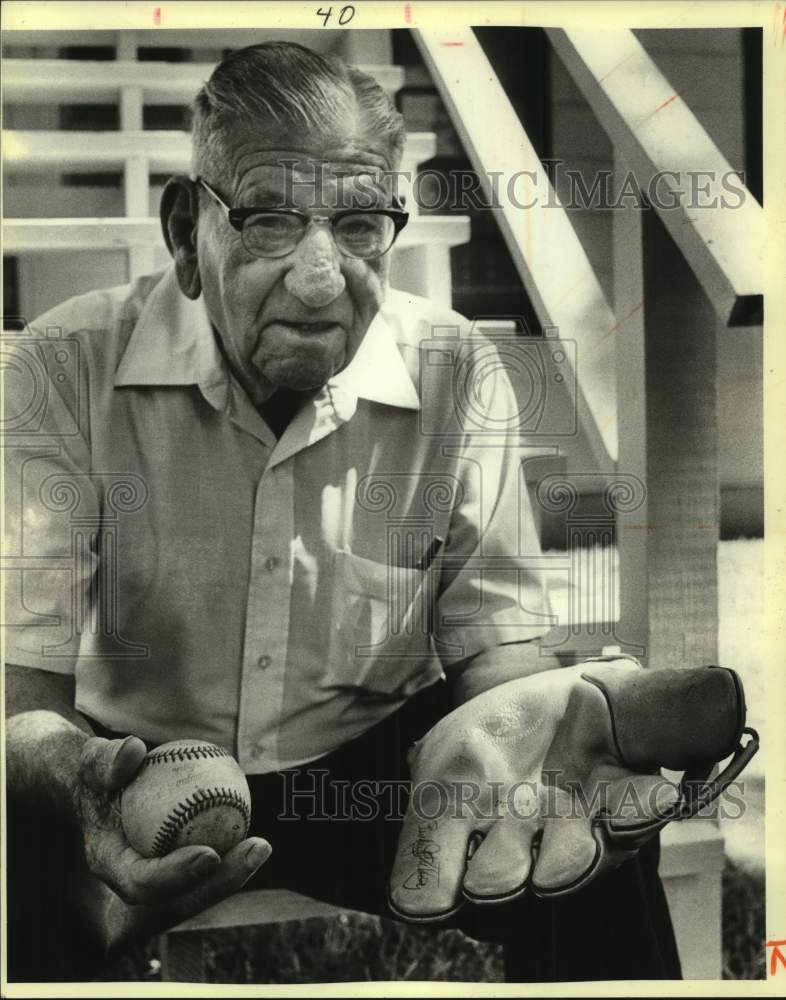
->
[[191, 41, 407, 186]]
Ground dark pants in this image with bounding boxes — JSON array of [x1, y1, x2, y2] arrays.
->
[[6, 680, 681, 983]]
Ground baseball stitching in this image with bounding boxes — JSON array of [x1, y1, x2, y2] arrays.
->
[[151, 786, 251, 857], [143, 744, 230, 767]]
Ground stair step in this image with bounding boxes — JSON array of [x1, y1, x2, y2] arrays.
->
[[2, 58, 404, 103], [1, 27, 386, 56], [3, 215, 470, 253], [2, 129, 436, 176]]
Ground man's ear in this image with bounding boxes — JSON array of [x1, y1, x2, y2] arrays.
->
[[160, 175, 201, 300]]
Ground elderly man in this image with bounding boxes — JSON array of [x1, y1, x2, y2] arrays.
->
[[7, 40, 748, 984]]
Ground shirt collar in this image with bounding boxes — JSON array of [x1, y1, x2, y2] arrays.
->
[[114, 266, 226, 394], [326, 303, 420, 411], [114, 265, 420, 412]]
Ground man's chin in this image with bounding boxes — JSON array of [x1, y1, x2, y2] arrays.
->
[[259, 355, 346, 392], [253, 327, 351, 391]]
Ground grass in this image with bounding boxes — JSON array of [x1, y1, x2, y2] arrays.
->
[[204, 918, 505, 984], [104, 860, 763, 983], [105, 916, 505, 983], [721, 862, 766, 980]]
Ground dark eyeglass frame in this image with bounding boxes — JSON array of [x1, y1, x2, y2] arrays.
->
[[193, 176, 409, 260]]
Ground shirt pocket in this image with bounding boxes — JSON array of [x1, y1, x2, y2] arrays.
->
[[327, 549, 445, 700]]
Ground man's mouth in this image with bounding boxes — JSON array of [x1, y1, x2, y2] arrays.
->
[[271, 320, 343, 334]]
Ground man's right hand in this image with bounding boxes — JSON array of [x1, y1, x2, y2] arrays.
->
[[75, 735, 271, 942]]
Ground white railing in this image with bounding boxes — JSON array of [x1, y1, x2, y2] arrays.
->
[[3, 129, 435, 218], [1, 58, 404, 102], [3, 43, 465, 291], [2, 215, 470, 254]]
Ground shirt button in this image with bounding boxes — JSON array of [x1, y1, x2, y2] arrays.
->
[[250, 743, 264, 760], [265, 556, 279, 572], [257, 654, 272, 669]]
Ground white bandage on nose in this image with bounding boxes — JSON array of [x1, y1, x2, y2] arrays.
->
[[284, 240, 346, 308]]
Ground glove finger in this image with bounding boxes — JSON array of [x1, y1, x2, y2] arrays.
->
[[462, 815, 538, 903], [603, 773, 681, 846], [389, 797, 474, 922], [532, 774, 681, 896], [530, 787, 602, 896]]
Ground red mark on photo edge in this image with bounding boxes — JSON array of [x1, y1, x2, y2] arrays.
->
[[440, 41, 464, 47], [767, 940, 786, 976], [404, 3, 411, 24], [153, 6, 161, 26]]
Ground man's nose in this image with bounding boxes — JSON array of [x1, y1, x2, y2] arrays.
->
[[283, 223, 346, 308]]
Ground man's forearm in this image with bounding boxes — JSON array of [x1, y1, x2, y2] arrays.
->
[[5, 664, 95, 819], [446, 642, 561, 706]]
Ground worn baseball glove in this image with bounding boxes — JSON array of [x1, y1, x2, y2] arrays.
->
[[388, 656, 758, 922]]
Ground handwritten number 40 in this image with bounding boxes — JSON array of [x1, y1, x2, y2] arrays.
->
[[317, 6, 355, 25]]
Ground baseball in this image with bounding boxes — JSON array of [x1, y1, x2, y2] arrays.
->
[[121, 739, 252, 858]]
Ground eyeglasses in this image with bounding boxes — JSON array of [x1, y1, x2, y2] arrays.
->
[[194, 177, 409, 261]]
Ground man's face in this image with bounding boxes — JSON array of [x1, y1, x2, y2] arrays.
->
[[194, 113, 396, 404]]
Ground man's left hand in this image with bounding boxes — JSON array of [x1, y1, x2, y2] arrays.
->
[[388, 658, 751, 921]]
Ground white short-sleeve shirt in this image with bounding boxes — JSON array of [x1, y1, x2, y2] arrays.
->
[[3, 266, 554, 771]]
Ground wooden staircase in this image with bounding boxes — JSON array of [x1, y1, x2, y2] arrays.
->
[[2, 28, 470, 318]]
